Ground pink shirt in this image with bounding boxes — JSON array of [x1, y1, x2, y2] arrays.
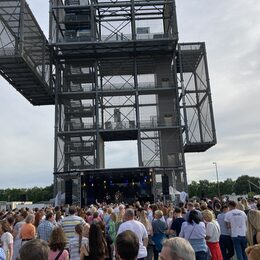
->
[[48, 249, 69, 260]]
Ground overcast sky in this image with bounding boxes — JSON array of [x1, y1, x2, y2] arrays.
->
[[0, 0, 260, 189]]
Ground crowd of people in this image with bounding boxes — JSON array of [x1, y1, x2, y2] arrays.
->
[[0, 196, 259, 260]]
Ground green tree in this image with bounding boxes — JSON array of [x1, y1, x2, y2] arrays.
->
[[234, 175, 260, 194], [188, 181, 200, 197], [0, 185, 53, 203], [198, 180, 210, 198], [219, 178, 235, 195]]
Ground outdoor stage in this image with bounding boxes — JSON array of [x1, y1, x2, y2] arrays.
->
[[54, 166, 186, 206]]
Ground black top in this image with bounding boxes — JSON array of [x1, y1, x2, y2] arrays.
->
[[171, 218, 186, 236]]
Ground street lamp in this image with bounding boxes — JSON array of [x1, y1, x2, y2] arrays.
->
[[213, 162, 220, 198]]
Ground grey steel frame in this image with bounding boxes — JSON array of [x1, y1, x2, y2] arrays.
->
[[0, 0, 216, 204], [0, 0, 54, 105]]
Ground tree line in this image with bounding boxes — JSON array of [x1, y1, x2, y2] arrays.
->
[[188, 175, 260, 198], [0, 175, 259, 203], [0, 185, 53, 203]]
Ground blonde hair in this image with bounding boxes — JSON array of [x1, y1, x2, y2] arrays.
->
[[237, 202, 245, 211], [139, 210, 150, 230], [241, 198, 250, 210], [245, 244, 260, 260], [155, 210, 163, 218], [110, 212, 118, 222], [202, 209, 214, 222], [247, 210, 260, 246], [107, 208, 113, 214]]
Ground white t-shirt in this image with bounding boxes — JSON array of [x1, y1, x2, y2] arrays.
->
[[179, 222, 206, 240], [224, 209, 247, 237], [117, 220, 148, 259], [206, 221, 220, 242]]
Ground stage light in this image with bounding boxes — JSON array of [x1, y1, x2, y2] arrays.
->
[[91, 183, 94, 187]]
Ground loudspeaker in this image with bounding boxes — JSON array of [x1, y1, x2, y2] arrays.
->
[[65, 180, 73, 205], [162, 175, 169, 195]]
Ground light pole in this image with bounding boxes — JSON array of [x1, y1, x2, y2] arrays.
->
[[213, 162, 220, 198]]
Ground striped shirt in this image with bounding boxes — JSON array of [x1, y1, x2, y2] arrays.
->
[[69, 236, 88, 260], [61, 215, 86, 242]]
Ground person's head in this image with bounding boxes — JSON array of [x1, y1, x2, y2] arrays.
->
[[55, 210, 62, 222], [49, 227, 67, 251], [75, 223, 83, 236], [221, 204, 229, 213], [107, 207, 113, 215], [54, 206, 60, 212], [228, 200, 237, 210], [46, 211, 54, 222], [194, 202, 200, 210], [168, 210, 174, 218], [139, 210, 147, 220], [0, 220, 12, 234], [247, 210, 260, 246], [179, 202, 184, 208], [154, 210, 163, 219], [245, 244, 260, 260], [237, 202, 245, 211], [25, 214, 34, 224], [202, 209, 214, 223], [144, 202, 150, 211], [241, 198, 249, 209], [187, 210, 200, 224], [93, 211, 99, 219], [119, 204, 125, 212], [215, 202, 221, 211], [187, 202, 194, 211], [69, 206, 76, 215], [7, 215, 15, 226], [20, 210, 28, 220], [19, 239, 49, 260], [89, 223, 107, 257], [116, 230, 139, 260], [75, 223, 84, 253], [160, 237, 195, 260], [174, 207, 182, 217], [110, 212, 118, 223], [123, 209, 135, 221], [200, 201, 208, 211]]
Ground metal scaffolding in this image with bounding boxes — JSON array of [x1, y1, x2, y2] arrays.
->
[[0, 0, 54, 105], [0, 0, 216, 204]]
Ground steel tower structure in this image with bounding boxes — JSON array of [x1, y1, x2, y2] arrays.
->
[[0, 0, 216, 204]]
